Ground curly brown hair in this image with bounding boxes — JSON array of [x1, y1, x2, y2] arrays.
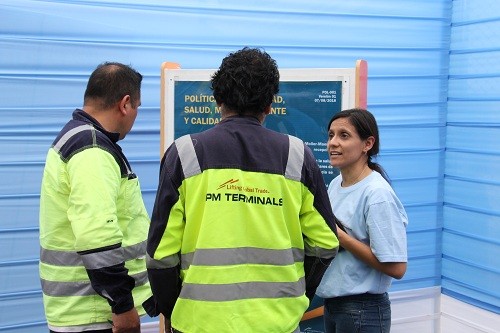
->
[[211, 47, 279, 116]]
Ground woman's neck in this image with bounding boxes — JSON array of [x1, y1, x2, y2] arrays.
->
[[341, 163, 371, 187]]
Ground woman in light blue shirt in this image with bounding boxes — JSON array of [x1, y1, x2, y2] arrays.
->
[[317, 108, 408, 333]]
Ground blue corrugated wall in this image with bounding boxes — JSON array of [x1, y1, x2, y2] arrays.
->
[[444, 0, 500, 314], [0, 1, 497, 332]]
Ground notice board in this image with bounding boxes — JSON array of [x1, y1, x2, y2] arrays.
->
[[158, 60, 367, 333], [160, 60, 367, 188]]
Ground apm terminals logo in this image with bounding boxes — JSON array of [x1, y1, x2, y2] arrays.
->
[[215, 178, 268, 194], [216, 178, 239, 190]]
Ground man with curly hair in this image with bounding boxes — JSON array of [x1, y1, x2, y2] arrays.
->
[[147, 47, 339, 333]]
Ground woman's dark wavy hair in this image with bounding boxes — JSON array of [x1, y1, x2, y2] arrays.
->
[[210, 47, 280, 115], [327, 108, 390, 183]]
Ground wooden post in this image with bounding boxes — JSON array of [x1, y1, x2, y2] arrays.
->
[[160, 62, 181, 156], [355, 59, 368, 108]]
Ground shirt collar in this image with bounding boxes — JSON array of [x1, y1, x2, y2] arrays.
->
[[72, 109, 120, 143], [220, 114, 262, 125]]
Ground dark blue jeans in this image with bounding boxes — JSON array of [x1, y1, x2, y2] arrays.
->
[[323, 293, 391, 333]]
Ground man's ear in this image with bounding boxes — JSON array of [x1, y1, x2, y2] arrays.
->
[[264, 104, 272, 115], [119, 95, 131, 115]]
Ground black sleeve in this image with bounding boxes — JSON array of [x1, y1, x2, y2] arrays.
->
[[146, 144, 184, 318], [79, 245, 135, 314], [147, 266, 182, 319], [304, 255, 333, 302]]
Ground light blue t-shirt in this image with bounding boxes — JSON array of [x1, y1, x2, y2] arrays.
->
[[316, 171, 408, 298]]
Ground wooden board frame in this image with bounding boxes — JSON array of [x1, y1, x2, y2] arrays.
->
[[160, 60, 367, 155]]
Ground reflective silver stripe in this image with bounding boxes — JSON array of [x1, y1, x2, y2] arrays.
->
[[81, 247, 125, 270], [53, 124, 94, 153], [180, 247, 304, 270], [285, 135, 304, 181], [41, 271, 149, 297], [48, 322, 111, 332], [175, 135, 201, 178], [52, 123, 133, 175], [304, 242, 338, 259], [40, 241, 146, 267], [146, 252, 180, 269], [180, 277, 305, 301]]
